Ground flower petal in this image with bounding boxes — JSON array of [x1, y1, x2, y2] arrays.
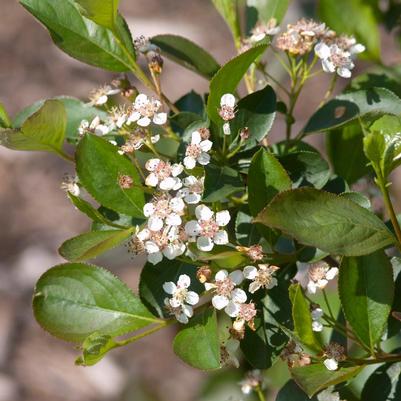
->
[[323, 358, 338, 371], [229, 270, 244, 285], [153, 112, 167, 125], [220, 93, 236, 108], [195, 205, 213, 221], [186, 291, 199, 305], [185, 220, 201, 236], [148, 216, 163, 232], [197, 236, 214, 251], [162, 281, 176, 294], [225, 301, 240, 317], [191, 131, 202, 145], [147, 251, 163, 265], [212, 295, 229, 310], [215, 210, 231, 226], [183, 156, 196, 169], [243, 265, 258, 280], [177, 274, 191, 288], [231, 288, 247, 303], [213, 230, 228, 245]]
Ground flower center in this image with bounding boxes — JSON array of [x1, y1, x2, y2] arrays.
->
[[215, 277, 235, 297], [186, 144, 202, 158], [200, 219, 219, 238]]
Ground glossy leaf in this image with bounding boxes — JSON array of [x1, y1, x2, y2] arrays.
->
[[235, 208, 262, 246], [248, 149, 291, 216], [255, 188, 395, 256], [13, 97, 107, 143], [388, 257, 401, 337], [211, 0, 241, 45], [291, 364, 364, 398], [249, 0, 291, 23], [20, 0, 138, 72], [203, 164, 244, 202], [76, 134, 145, 217], [279, 151, 331, 189], [289, 284, 321, 352], [68, 193, 129, 229], [339, 192, 371, 209], [76, 333, 118, 366], [303, 88, 401, 135], [0, 100, 66, 156], [151, 35, 220, 80], [318, 0, 380, 60], [229, 85, 276, 151], [326, 121, 371, 184], [173, 308, 220, 370], [59, 228, 134, 262], [276, 380, 317, 401], [33, 263, 158, 342], [75, 0, 119, 30], [361, 361, 401, 401], [207, 44, 267, 124], [339, 251, 394, 350], [139, 259, 202, 318]]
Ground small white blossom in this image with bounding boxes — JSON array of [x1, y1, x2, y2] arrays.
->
[[307, 262, 338, 294], [88, 85, 120, 106], [78, 116, 110, 136], [315, 43, 355, 78], [177, 175, 204, 204], [183, 131, 213, 169], [163, 274, 199, 324], [317, 387, 341, 401], [127, 93, 167, 127], [311, 305, 324, 332], [243, 264, 279, 293], [219, 94, 236, 136], [185, 205, 230, 251], [239, 370, 263, 395], [61, 175, 80, 196], [205, 270, 246, 316], [323, 342, 346, 371], [250, 19, 280, 42], [145, 159, 183, 191]]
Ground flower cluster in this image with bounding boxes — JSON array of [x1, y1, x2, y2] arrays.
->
[[219, 93, 237, 135]]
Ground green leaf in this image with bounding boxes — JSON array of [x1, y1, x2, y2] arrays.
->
[[248, 149, 291, 216], [75, 333, 118, 366], [20, 0, 138, 72], [139, 259, 203, 318], [173, 308, 220, 370], [276, 380, 317, 401], [327, 121, 371, 184], [339, 191, 371, 209], [13, 96, 107, 143], [229, 85, 276, 151], [207, 44, 267, 124], [0, 102, 11, 128], [91, 206, 143, 231], [33, 263, 158, 342], [235, 207, 261, 246], [68, 193, 129, 229], [249, 0, 291, 23], [211, 0, 241, 45], [241, 278, 292, 369], [75, 0, 119, 30], [151, 35, 220, 80], [361, 360, 401, 401], [203, 164, 244, 202], [291, 364, 363, 398], [59, 228, 134, 262], [388, 257, 401, 338], [303, 88, 401, 135], [364, 115, 401, 178], [0, 100, 67, 156], [339, 251, 394, 351], [278, 151, 331, 189], [76, 134, 145, 217], [289, 284, 321, 352], [255, 188, 395, 256], [318, 0, 381, 60]]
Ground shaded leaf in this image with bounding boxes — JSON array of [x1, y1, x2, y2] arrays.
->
[[249, 0, 291, 24], [33, 263, 157, 342], [76, 134, 145, 217], [339, 251, 394, 350], [235, 208, 261, 246], [255, 188, 395, 256], [76, 333, 118, 366], [303, 88, 401, 135], [211, 0, 241, 45], [276, 379, 317, 401], [151, 35, 220, 80], [173, 308, 220, 370], [0, 102, 11, 128]]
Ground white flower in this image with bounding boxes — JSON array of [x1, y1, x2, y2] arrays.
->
[[184, 205, 230, 251], [137, 225, 186, 265], [163, 298, 193, 324], [127, 93, 167, 127], [61, 175, 80, 196], [144, 159, 183, 191], [163, 274, 200, 322], [306, 262, 338, 294], [311, 306, 324, 332], [315, 42, 355, 78], [250, 19, 280, 42], [78, 116, 110, 136], [183, 131, 212, 169], [243, 264, 279, 293], [323, 358, 338, 371], [232, 302, 257, 332], [205, 270, 246, 317], [323, 342, 345, 371], [177, 176, 204, 204], [88, 85, 120, 106]]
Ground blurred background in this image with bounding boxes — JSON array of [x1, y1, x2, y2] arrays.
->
[[1, 1, 401, 401]]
